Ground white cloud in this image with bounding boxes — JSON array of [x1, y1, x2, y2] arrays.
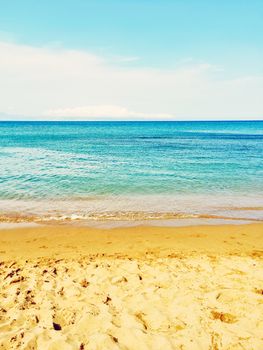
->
[[0, 41, 262, 120], [45, 105, 174, 120]]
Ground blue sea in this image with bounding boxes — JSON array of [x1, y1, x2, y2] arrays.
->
[[0, 121, 262, 226]]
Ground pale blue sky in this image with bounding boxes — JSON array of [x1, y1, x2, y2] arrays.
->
[[0, 0, 262, 119]]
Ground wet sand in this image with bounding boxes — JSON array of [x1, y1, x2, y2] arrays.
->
[[0, 223, 263, 349]]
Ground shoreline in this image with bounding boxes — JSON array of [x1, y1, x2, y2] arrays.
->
[[1, 223, 263, 349], [0, 215, 262, 233], [0, 194, 262, 227]]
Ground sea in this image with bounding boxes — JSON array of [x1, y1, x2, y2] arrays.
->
[[0, 121, 262, 227]]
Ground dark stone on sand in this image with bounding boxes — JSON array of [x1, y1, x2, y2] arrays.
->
[[53, 322, 62, 331]]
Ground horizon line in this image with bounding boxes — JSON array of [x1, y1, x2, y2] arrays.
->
[[0, 119, 262, 123]]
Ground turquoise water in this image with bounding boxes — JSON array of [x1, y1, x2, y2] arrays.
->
[[0, 121, 262, 224]]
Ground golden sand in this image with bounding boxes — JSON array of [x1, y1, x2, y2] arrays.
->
[[0, 223, 263, 349]]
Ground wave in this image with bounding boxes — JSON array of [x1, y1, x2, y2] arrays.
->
[[0, 209, 262, 226]]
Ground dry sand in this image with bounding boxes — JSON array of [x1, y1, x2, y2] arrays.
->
[[0, 223, 263, 349]]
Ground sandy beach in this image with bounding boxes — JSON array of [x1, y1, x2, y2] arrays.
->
[[0, 223, 263, 349]]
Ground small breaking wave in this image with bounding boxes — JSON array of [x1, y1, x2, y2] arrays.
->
[[0, 210, 262, 226]]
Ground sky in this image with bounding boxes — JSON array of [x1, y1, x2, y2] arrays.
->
[[0, 0, 262, 120]]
